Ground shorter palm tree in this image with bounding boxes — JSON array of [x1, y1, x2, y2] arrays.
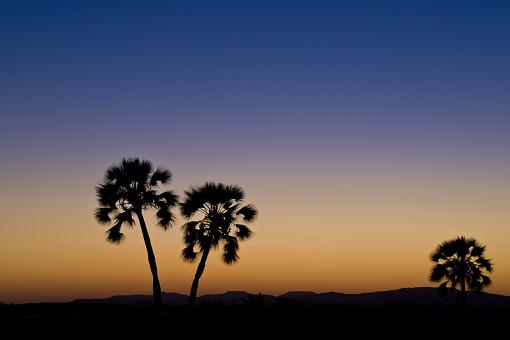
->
[[429, 236, 493, 308], [180, 182, 257, 305]]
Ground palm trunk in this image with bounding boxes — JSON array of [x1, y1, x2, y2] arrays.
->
[[460, 280, 466, 309], [189, 246, 211, 306], [136, 210, 162, 309]]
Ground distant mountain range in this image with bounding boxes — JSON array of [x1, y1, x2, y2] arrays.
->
[[73, 287, 510, 307]]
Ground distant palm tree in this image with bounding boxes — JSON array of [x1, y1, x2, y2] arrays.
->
[[429, 236, 493, 308], [180, 182, 257, 305], [95, 158, 178, 308]]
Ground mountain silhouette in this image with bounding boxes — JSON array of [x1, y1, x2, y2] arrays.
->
[[72, 287, 510, 306], [280, 287, 510, 305], [74, 292, 189, 306]]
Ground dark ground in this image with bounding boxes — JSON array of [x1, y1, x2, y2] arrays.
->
[[1, 302, 508, 337]]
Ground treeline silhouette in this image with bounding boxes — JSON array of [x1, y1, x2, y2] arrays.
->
[[94, 158, 494, 310]]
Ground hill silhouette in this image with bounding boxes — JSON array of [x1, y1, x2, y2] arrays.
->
[[72, 287, 510, 306], [280, 287, 510, 306], [74, 292, 188, 306]]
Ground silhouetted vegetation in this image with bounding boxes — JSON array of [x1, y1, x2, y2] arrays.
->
[[180, 182, 257, 305], [95, 158, 178, 308], [430, 236, 493, 308]]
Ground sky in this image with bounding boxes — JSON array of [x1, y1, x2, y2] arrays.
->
[[1, 0, 510, 303]]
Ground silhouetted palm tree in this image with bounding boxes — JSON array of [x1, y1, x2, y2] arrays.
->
[[180, 182, 257, 305], [430, 236, 493, 308], [95, 158, 178, 308]]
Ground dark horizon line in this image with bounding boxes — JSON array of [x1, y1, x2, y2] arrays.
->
[[5, 286, 509, 305], [78, 286, 510, 299]]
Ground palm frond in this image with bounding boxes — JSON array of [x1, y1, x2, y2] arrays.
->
[[481, 274, 492, 287], [181, 185, 206, 218], [113, 158, 153, 189], [430, 264, 448, 282], [222, 237, 239, 265], [95, 207, 115, 224], [212, 232, 224, 249], [470, 244, 486, 257], [182, 220, 200, 232], [476, 257, 493, 272], [150, 168, 172, 185], [201, 182, 225, 205], [183, 232, 197, 245], [105, 222, 125, 244], [157, 191, 178, 206], [181, 221, 198, 244], [235, 224, 252, 240], [116, 210, 135, 226], [464, 237, 478, 249], [430, 249, 446, 262], [236, 204, 257, 222], [224, 202, 240, 213], [143, 190, 157, 205], [137, 159, 153, 187], [181, 182, 246, 216], [105, 164, 123, 182], [182, 244, 198, 262], [95, 182, 120, 207], [224, 184, 244, 201], [156, 207, 175, 229]]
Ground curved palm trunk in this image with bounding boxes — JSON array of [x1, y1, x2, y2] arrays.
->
[[136, 211, 162, 309], [189, 246, 211, 306]]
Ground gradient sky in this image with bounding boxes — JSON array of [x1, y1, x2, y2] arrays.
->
[[1, 0, 510, 303]]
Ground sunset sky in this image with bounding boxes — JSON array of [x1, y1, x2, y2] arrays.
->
[[1, 0, 510, 303]]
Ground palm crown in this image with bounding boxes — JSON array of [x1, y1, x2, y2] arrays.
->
[[430, 236, 493, 302], [95, 158, 178, 243], [181, 182, 257, 264]]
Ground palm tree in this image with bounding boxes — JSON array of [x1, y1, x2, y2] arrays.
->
[[429, 236, 493, 308], [94, 158, 178, 308], [180, 182, 257, 305]]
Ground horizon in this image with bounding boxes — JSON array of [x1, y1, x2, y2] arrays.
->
[[2, 0, 510, 304]]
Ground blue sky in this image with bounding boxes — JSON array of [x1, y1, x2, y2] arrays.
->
[[2, 1, 509, 154]]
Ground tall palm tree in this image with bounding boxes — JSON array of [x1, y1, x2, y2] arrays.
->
[[429, 236, 493, 308], [180, 182, 257, 306], [95, 158, 178, 308]]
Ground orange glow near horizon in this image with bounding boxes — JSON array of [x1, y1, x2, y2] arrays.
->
[[1, 156, 509, 304]]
